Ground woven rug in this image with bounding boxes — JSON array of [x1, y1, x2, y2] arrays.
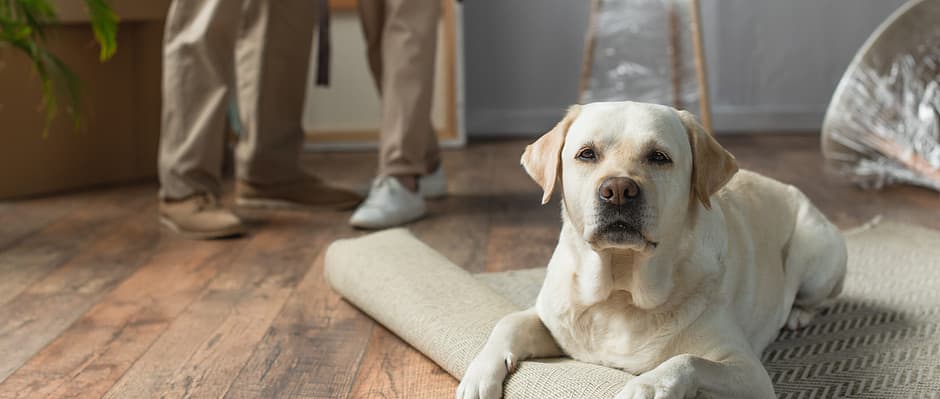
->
[[326, 222, 940, 398]]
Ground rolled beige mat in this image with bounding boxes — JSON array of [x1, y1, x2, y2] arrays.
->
[[325, 228, 634, 398]]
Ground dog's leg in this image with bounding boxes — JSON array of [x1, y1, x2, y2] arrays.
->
[[785, 306, 817, 330], [615, 351, 774, 399], [783, 189, 848, 330], [457, 308, 561, 399]]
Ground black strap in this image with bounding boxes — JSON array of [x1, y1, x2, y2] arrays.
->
[[315, 0, 331, 87]]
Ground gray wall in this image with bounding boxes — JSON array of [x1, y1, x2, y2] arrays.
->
[[701, 0, 906, 132], [464, 0, 906, 136], [463, 0, 590, 136]]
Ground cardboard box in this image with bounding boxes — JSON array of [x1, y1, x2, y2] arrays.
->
[[0, 1, 170, 199]]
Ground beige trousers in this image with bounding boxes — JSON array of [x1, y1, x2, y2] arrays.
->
[[358, 0, 441, 177], [159, 0, 441, 200]]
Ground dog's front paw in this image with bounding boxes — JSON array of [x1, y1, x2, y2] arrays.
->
[[615, 370, 691, 399], [785, 306, 816, 330], [456, 352, 516, 399]]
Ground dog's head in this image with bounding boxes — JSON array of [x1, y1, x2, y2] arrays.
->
[[521, 101, 738, 252]]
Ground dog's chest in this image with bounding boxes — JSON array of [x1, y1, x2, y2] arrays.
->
[[537, 290, 677, 374]]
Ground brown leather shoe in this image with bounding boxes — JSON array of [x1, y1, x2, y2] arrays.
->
[[235, 174, 362, 211], [159, 194, 247, 240]]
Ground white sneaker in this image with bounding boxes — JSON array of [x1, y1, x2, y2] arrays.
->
[[349, 176, 427, 229], [419, 167, 447, 199], [354, 167, 448, 199]]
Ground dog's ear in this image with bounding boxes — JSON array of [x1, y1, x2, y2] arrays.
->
[[677, 110, 738, 209], [521, 105, 581, 204]]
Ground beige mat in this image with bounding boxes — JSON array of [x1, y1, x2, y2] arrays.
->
[[325, 222, 940, 398]]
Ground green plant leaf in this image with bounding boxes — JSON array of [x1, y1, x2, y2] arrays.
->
[[0, 0, 118, 133], [12, 0, 55, 39], [84, 0, 118, 61]]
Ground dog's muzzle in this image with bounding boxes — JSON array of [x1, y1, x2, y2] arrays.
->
[[592, 177, 653, 248]]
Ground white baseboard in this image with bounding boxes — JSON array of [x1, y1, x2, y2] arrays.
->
[[467, 107, 566, 137], [711, 105, 826, 133], [467, 104, 827, 137]]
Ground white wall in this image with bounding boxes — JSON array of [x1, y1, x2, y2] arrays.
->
[[465, 0, 906, 135]]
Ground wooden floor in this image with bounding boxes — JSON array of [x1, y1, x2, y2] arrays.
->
[[0, 135, 938, 399]]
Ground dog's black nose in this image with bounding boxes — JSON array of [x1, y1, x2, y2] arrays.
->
[[598, 177, 640, 205]]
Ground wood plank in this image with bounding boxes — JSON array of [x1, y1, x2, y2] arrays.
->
[[720, 133, 940, 231], [0, 198, 162, 382], [0, 238, 238, 399], [0, 193, 86, 250], [347, 327, 457, 399], [101, 213, 328, 399], [485, 216, 558, 273], [0, 185, 152, 307], [409, 142, 500, 273], [304, 143, 500, 272], [300, 150, 376, 194], [222, 219, 374, 399], [483, 140, 560, 273], [305, 142, 499, 273]]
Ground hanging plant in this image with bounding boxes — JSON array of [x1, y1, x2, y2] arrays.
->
[[0, 0, 118, 133]]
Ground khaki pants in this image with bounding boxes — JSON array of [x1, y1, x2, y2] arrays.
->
[[159, 0, 441, 200], [358, 0, 441, 178]]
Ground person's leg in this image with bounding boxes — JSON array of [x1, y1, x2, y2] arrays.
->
[[233, 0, 360, 211], [233, 0, 312, 185], [374, 0, 442, 181], [357, 0, 385, 92], [159, 0, 240, 200], [350, 0, 442, 229], [158, 0, 246, 239]]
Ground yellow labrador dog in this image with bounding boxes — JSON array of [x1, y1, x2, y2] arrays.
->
[[457, 102, 846, 399]]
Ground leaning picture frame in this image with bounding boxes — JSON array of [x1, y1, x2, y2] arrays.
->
[[303, 0, 466, 150]]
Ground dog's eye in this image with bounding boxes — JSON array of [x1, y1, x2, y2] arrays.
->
[[647, 150, 672, 164], [577, 148, 597, 161]]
